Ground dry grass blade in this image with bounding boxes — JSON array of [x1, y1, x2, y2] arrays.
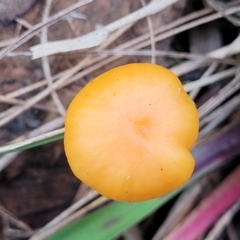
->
[[92, 49, 240, 65], [140, 0, 156, 64], [0, 152, 21, 172], [0, 128, 64, 154], [200, 95, 240, 136], [172, 33, 240, 76], [152, 183, 203, 240], [41, 0, 66, 117], [206, 0, 240, 26], [30, 195, 108, 240], [190, 63, 219, 99], [29, 190, 98, 240], [0, 95, 58, 113], [5, 71, 67, 99], [184, 67, 237, 92], [199, 72, 240, 118], [0, 205, 33, 233], [0, 38, 16, 48], [164, 165, 240, 240], [205, 200, 240, 240], [0, 106, 19, 120]]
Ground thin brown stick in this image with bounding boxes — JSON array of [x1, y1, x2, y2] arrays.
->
[[6, 70, 67, 98], [0, 205, 33, 232], [140, 0, 156, 63], [0, 106, 19, 120], [205, 201, 240, 240], [41, 0, 65, 116], [90, 49, 240, 65], [30, 195, 106, 240], [198, 73, 240, 118], [0, 95, 58, 113]]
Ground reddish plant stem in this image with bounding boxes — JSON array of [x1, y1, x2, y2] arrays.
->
[[164, 165, 240, 240]]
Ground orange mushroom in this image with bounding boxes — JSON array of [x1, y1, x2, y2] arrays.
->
[[64, 63, 199, 202]]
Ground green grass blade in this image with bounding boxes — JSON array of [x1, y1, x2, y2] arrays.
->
[[47, 189, 180, 240], [0, 132, 64, 156]]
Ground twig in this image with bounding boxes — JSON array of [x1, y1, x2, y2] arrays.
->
[[0, 95, 58, 113], [189, 63, 219, 99], [140, 0, 156, 63], [184, 67, 237, 92], [200, 94, 240, 128], [90, 49, 240, 65], [0, 106, 19, 120], [0, 205, 33, 233], [172, 33, 240, 76], [15, 17, 40, 38], [190, 33, 240, 99], [205, 201, 240, 240], [41, 0, 66, 117], [0, 152, 20, 172], [198, 72, 240, 118], [6, 70, 67, 98], [200, 95, 240, 137], [0, 38, 16, 48]]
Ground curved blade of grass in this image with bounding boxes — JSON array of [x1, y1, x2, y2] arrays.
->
[[0, 130, 64, 157]]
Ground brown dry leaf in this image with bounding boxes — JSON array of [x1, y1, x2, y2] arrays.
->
[[0, 0, 37, 24]]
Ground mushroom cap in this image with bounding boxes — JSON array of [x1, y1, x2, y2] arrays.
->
[[64, 63, 199, 202]]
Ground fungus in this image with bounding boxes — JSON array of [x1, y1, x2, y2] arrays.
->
[[64, 63, 199, 202]]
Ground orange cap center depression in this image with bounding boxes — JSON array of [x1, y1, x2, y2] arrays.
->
[[64, 63, 199, 202]]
